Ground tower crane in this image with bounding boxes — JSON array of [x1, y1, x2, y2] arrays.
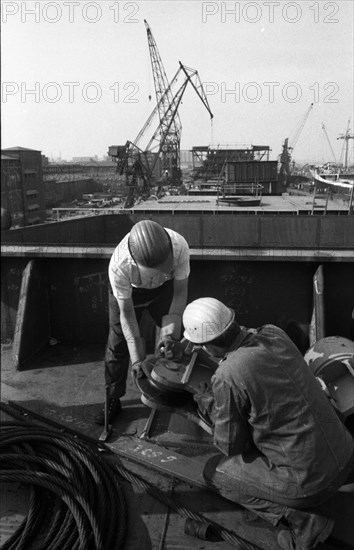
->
[[279, 103, 314, 187]]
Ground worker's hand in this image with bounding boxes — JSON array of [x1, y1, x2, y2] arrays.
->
[[193, 382, 214, 414], [131, 360, 144, 385], [195, 381, 212, 396], [157, 338, 185, 361]]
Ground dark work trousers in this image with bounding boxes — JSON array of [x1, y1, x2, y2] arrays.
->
[[105, 279, 174, 398], [203, 448, 354, 526]]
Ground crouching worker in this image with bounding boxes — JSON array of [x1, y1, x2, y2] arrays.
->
[[182, 297, 354, 550], [95, 220, 190, 425]]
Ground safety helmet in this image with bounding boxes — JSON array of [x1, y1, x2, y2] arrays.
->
[[128, 220, 172, 267], [183, 297, 235, 344]]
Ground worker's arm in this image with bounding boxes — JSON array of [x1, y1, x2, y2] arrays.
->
[[117, 297, 145, 369], [212, 376, 251, 456], [170, 277, 189, 315], [160, 277, 188, 341]]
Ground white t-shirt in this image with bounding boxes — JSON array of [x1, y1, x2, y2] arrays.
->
[[109, 228, 190, 300]]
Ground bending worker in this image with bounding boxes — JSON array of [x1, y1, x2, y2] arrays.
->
[[95, 220, 190, 425], [182, 297, 354, 550]]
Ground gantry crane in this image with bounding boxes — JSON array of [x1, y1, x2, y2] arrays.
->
[[279, 103, 314, 187]]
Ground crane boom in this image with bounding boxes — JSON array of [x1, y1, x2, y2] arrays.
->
[[279, 103, 314, 188], [179, 62, 214, 120], [145, 63, 213, 177], [134, 67, 181, 147], [116, 62, 213, 208], [111, 22, 214, 208], [144, 20, 182, 181], [289, 103, 314, 151], [321, 123, 337, 165], [144, 20, 181, 132]]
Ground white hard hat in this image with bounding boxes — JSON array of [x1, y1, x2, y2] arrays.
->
[[183, 298, 235, 344]]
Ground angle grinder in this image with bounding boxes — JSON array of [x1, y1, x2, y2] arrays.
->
[[136, 347, 219, 433]]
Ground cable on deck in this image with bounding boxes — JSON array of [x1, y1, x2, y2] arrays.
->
[[114, 462, 261, 550], [0, 422, 128, 550], [0, 402, 260, 549]]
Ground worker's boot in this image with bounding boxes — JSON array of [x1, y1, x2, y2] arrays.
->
[[277, 509, 334, 550], [94, 394, 121, 425]]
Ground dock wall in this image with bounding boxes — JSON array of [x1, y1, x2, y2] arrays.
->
[[1, 213, 354, 250]]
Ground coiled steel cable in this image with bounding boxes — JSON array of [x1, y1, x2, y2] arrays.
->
[[0, 422, 128, 550], [1, 404, 260, 550]]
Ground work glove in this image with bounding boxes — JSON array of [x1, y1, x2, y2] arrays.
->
[[193, 381, 214, 421], [131, 360, 145, 385], [157, 337, 185, 361]]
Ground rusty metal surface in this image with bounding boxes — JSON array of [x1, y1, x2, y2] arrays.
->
[[2, 342, 354, 550], [1, 212, 354, 250], [2, 255, 354, 352], [226, 161, 278, 183]]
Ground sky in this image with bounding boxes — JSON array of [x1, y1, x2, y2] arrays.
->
[[1, 0, 353, 165]]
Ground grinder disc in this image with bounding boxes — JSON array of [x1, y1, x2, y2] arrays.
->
[[148, 350, 218, 395]]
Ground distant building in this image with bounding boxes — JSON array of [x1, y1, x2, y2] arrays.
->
[[1, 147, 46, 226], [72, 156, 98, 163], [41, 154, 50, 167], [1, 155, 23, 227], [180, 149, 193, 167], [42, 159, 118, 206]]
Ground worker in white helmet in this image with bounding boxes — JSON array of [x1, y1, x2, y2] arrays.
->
[[182, 297, 354, 550], [95, 220, 190, 425]]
